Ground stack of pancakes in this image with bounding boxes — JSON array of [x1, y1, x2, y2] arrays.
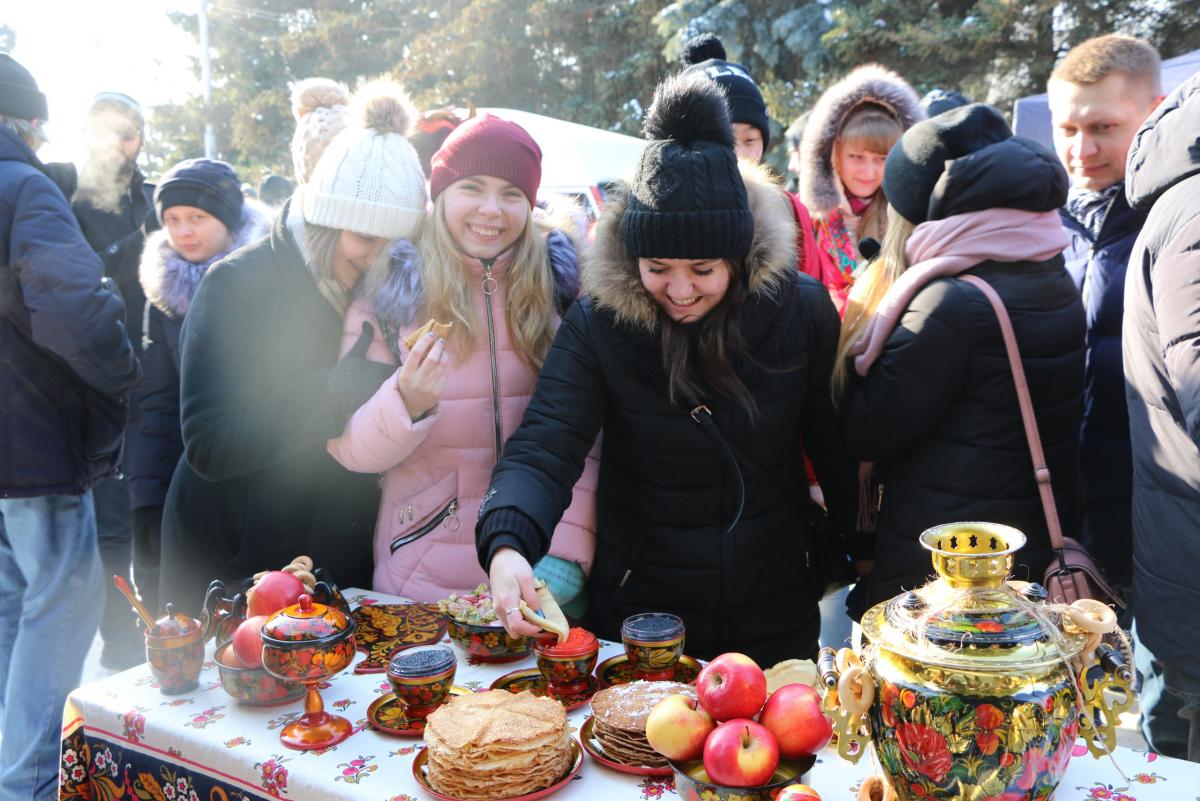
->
[[423, 690, 572, 800], [590, 681, 696, 768]]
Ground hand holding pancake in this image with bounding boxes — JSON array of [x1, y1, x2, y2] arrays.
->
[[396, 319, 452, 420]]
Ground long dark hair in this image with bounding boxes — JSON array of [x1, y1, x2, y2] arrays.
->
[[659, 256, 759, 419]]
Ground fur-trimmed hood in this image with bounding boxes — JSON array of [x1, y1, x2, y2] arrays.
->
[[800, 64, 925, 216], [583, 160, 796, 332], [140, 201, 272, 318], [368, 196, 585, 336]]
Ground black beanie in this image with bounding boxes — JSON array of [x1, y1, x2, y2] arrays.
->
[[682, 59, 770, 152], [920, 88, 971, 118], [622, 74, 754, 260], [0, 55, 49, 121], [884, 103, 1056, 225], [155, 158, 244, 233]]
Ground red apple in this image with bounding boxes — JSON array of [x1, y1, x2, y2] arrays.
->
[[645, 694, 716, 761], [216, 644, 243, 669], [247, 571, 305, 617], [702, 718, 780, 788], [231, 615, 269, 669], [776, 784, 822, 801], [759, 683, 833, 758], [696, 652, 767, 721]]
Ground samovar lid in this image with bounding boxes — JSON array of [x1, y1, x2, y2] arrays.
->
[[861, 522, 1088, 671]]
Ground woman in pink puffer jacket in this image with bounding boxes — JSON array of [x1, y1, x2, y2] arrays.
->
[[327, 115, 596, 602]]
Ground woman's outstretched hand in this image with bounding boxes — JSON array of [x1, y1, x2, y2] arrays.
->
[[489, 547, 549, 639]]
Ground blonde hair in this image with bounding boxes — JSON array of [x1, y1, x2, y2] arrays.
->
[[1052, 34, 1162, 98], [833, 208, 917, 396], [306, 223, 392, 300], [416, 194, 560, 370], [833, 105, 903, 242]]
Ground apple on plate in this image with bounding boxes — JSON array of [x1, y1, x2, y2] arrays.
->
[[645, 694, 715, 761], [702, 718, 780, 788], [231, 615, 269, 669], [759, 683, 833, 758], [247, 571, 305, 617], [776, 783, 822, 801], [696, 652, 767, 721]]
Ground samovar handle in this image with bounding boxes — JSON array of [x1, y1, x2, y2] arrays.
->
[[1066, 600, 1134, 758], [817, 647, 873, 763]]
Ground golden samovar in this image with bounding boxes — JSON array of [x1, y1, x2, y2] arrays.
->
[[821, 523, 1133, 801]]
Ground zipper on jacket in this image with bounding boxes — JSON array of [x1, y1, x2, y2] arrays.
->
[[390, 499, 459, 553], [480, 257, 504, 462]]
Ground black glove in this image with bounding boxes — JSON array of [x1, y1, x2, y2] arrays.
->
[[327, 321, 395, 419]]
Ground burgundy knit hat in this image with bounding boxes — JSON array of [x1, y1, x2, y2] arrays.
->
[[429, 114, 542, 205]]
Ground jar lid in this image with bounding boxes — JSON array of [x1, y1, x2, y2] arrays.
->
[[861, 523, 1087, 671], [622, 613, 684, 643], [153, 603, 201, 636], [261, 594, 354, 644], [389, 646, 456, 678]]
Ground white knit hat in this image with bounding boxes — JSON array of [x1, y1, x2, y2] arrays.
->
[[302, 79, 427, 239]]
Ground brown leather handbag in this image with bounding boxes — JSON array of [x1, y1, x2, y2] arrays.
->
[[959, 275, 1125, 609]]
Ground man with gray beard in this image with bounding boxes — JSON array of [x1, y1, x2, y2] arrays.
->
[[71, 92, 156, 669]]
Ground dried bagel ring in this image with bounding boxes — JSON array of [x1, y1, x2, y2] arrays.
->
[[838, 665, 874, 719], [1068, 599, 1117, 634], [836, 647, 863, 674]]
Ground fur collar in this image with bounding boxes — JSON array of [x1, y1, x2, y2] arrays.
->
[[369, 218, 583, 337], [140, 202, 272, 318], [799, 64, 925, 216], [583, 160, 796, 333]]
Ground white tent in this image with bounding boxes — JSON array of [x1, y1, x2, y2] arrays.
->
[[478, 108, 645, 194], [1013, 48, 1200, 149]]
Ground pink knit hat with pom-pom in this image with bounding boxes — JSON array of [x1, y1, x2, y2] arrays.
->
[[290, 77, 350, 184]]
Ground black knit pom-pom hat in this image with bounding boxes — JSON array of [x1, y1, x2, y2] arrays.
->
[[621, 74, 755, 261]]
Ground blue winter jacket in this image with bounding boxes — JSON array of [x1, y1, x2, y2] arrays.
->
[[1060, 190, 1146, 586], [0, 125, 141, 498]]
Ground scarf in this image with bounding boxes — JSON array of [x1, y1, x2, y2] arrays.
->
[[850, 208, 1071, 377], [1064, 182, 1121, 242]]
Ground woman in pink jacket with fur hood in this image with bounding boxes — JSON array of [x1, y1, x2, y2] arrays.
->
[[327, 114, 597, 604]]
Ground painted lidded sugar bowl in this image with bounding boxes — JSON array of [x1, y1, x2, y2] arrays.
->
[[260, 593, 358, 750], [821, 522, 1133, 801]]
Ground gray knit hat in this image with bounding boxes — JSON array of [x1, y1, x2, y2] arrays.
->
[[621, 74, 754, 260]]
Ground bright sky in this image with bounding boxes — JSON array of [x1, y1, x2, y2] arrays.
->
[[5, 1, 198, 163]]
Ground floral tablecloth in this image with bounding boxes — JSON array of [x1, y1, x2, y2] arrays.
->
[[60, 589, 1200, 801]]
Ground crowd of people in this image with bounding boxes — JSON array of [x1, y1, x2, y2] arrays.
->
[[1, 27, 1198, 800]]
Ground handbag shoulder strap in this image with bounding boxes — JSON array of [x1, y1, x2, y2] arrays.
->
[[688, 405, 747, 535], [958, 274, 1065, 551]]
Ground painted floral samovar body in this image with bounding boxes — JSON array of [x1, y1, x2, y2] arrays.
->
[[822, 523, 1133, 801]]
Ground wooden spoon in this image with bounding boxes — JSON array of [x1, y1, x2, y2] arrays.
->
[[113, 575, 157, 634]]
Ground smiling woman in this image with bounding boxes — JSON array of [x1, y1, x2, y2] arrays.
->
[[479, 74, 862, 667], [157, 79, 428, 615]]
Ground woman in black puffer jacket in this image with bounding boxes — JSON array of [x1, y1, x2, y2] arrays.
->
[[476, 75, 861, 666], [836, 104, 1085, 620]]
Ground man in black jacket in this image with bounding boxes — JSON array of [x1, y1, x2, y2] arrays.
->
[[0, 56, 141, 801], [72, 91, 156, 668], [1047, 35, 1163, 595], [1123, 72, 1200, 762]]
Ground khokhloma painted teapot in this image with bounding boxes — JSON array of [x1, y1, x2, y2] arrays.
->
[[821, 522, 1133, 801]]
